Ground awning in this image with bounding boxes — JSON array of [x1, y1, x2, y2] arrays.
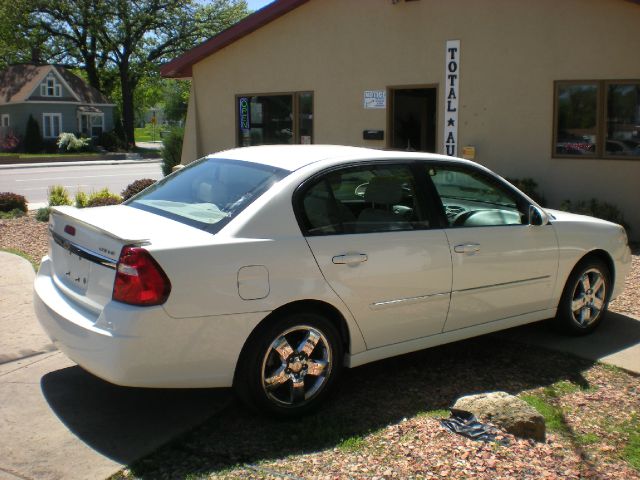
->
[[77, 106, 102, 113]]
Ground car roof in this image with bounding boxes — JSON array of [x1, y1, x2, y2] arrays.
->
[[208, 144, 465, 172]]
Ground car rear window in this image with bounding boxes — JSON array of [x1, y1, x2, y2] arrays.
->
[[127, 157, 288, 233]]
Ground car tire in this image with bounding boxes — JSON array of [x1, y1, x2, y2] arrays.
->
[[234, 311, 343, 416], [556, 257, 611, 335]]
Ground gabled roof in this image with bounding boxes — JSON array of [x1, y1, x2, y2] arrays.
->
[[0, 64, 112, 105], [160, 0, 310, 79]]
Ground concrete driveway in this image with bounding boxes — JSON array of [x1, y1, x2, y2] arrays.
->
[[0, 252, 232, 480], [0, 251, 638, 479]]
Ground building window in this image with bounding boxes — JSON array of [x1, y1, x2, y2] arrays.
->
[[78, 112, 104, 137], [237, 92, 313, 147], [1, 114, 9, 127], [554, 80, 640, 159], [40, 74, 62, 97], [42, 113, 62, 138]]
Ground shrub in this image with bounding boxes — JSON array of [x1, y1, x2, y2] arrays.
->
[[48, 185, 72, 207], [24, 115, 43, 153], [98, 130, 126, 152], [0, 208, 26, 219], [560, 198, 630, 232], [506, 177, 546, 206], [0, 131, 21, 152], [86, 188, 122, 207], [0, 192, 27, 213], [161, 127, 184, 176], [74, 191, 89, 208], [121, 178, 156, 201], [57, 132, 91, 152], [35, 207, 51, 222]]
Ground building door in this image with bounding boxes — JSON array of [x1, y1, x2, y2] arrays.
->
[[390, 88, 437, 152]]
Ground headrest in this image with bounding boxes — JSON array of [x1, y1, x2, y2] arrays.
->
[[364, 177, 404, 204]]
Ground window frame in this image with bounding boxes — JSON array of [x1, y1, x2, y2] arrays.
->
[[1, 114, 9, 127], [42, 113, 62, 139], [553, 79, 640, 160], [235, 91, 314, 147], [293, 160, 439, 237], [40, 75, 62, 97]]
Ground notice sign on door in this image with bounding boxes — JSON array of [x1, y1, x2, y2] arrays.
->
[[364, 90, 386, 109], [443, 40, 460, 156]]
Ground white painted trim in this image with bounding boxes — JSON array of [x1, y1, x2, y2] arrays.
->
[[1, 114, 9, 127], [5, 100, 116, 107], [42, 112, 62, 139], [25, 65, 81, 102]]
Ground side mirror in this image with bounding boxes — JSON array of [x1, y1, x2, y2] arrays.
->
[[529, 205, 549, 226]]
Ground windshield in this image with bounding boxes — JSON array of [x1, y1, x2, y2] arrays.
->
[[128, 157, 288, 233]]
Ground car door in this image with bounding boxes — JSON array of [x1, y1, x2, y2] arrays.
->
[[296, 163, 452, 349], [421, 163, 559, 332]]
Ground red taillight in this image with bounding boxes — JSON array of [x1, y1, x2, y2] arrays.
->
[[112, 246, 171, 306]]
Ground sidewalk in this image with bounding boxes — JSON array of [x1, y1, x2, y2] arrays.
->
[[0, 253, 231, 480], [0, 157, 161, 171]]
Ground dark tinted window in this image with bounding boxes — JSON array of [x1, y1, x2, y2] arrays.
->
[[299, 164, 429, 235]]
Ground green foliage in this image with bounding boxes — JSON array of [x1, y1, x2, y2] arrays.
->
[[98, 130, 126, 152], [74, 191, 89, 208], [121, 179, 156, 201], [24, 115, 43, 154], [47, 185, 72, 207], [506, 177, 546, 206], [0, 208, 26, 219], [161, 127, 184, 176], [86, 188, 122, 207], [0, 192, 27, 213], [520, 394, 569, 435], [57, 133, 91, 152], [560, 198, 630, 232], [163, 79, 190, 123], [35, 207, 51, 222]]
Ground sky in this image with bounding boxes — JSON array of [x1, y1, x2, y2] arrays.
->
[[246, 0, 274, 11]]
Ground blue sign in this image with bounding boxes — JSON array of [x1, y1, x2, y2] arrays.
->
[[239, 97, 250, 130]]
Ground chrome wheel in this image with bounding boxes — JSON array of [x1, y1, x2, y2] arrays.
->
[[570, 268, 607, 327], [261, 325, 332, 407]]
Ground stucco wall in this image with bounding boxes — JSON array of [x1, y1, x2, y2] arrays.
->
[[185, 0, 640, 238]]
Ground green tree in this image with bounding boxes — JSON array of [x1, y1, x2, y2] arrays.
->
[[14, 0, 248, 146], [24, 114, 43, 153]]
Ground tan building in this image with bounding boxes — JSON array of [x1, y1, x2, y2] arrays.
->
[[161, 0, 640, 238]]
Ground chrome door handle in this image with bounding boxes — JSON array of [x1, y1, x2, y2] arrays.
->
[[454, 243, 481, 254], [332, 253, 368, 265]]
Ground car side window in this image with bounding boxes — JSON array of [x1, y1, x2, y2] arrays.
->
[[299, 165, 429, 235], [426, 166, 525, 227]]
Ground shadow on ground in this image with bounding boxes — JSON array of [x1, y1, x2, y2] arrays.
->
[[95, 331, 600, 479], [40, 366, 232, 464]]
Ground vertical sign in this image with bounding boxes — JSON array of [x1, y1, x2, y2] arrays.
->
[[443, 40, 460, 156], [239, 97, 250, 131]]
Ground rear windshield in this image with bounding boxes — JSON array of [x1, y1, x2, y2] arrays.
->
[[127, 157, 289, 234]]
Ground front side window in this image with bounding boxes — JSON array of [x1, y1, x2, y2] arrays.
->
[[42, 113, 61, 138], [298, 164, 428, 235], [554, 80, 640, 159], [427, 166, 524, 227], [128, 157, 288, 234], [237, 92, 313, 146]]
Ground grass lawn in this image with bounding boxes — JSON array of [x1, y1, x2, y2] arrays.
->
[[134, 123, 166, 143], [0, 152, 100, 158]]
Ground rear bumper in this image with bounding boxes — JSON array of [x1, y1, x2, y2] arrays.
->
[[34, 257, 265, 388]]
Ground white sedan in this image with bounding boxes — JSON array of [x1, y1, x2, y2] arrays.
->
[[34, 145, 632, 415]]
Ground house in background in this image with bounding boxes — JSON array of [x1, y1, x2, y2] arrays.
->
[[0, 64, 115, 144], [161, 0, 640, 238]]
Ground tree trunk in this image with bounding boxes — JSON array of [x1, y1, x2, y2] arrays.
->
[[119, 61, 137, 148]]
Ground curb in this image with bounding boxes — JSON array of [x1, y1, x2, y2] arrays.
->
[[0, 158, 162, 170]]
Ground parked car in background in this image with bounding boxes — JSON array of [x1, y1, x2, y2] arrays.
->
[[34, 145, 632, 415]]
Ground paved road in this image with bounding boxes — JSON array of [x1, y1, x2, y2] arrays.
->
[[0, 162, 163, 205]]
